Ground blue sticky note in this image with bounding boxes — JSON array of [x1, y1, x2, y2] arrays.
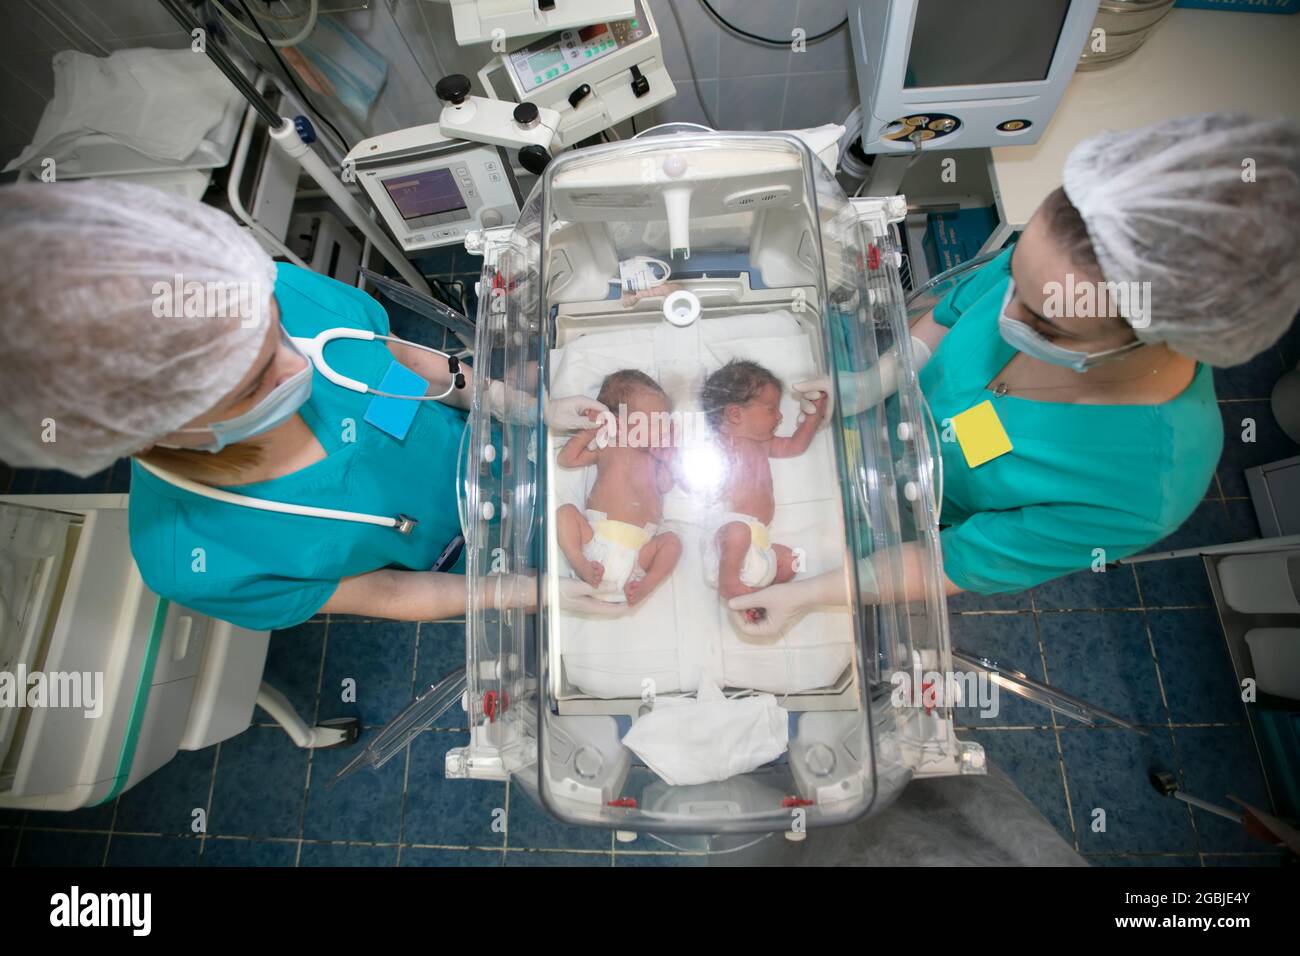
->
[[364, 360, 428, 440]]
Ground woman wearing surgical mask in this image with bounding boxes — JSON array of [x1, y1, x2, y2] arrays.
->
[[0, 180, 600, 629], [731, 112, 1300, 636]]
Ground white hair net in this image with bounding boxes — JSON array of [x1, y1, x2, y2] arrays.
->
[[1063, 112, 1300, 367], [0, 180, 276, 477]]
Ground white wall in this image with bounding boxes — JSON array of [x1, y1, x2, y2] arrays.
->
[[644, 0, 858, 131]]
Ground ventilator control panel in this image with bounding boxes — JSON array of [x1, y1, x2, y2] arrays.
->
[[345, 128, 523, 251], [506, 1, 652, 94]]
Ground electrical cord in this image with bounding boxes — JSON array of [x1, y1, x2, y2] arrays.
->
[[838, 106, 872, 183], [213, 0, 318, 47], [430, 277, 469, 317], [697, 0, 847, 47], [231, 0, 352, 154], [665, 0, 719, 128]]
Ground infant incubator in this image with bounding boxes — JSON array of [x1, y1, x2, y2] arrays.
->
[[344, 128, 985, 837]]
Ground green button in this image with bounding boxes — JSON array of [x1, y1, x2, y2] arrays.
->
[[585, 50, 592, 57], [534, 75, 541, 83], [562, 64, 569, 71]]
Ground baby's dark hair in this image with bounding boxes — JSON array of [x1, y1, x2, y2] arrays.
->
[[596, 368, 666, 410], [1041, 186, 1103, 279], [700, 360, 782, 430]]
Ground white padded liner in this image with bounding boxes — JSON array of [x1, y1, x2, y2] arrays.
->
[[549, 309, 853, 698]]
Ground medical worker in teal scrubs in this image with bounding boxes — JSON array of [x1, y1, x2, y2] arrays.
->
[[730, 113, 1300, 634], [0, 179, 601, 630]]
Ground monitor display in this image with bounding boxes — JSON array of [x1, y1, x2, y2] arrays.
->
[[381, 168, 466, 221], [904, 0, 1072, 89], [523, 48, 565, 75]]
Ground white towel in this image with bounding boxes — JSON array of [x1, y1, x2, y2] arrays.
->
[[5, 48, 236, 173], [622, 676, 789, 786]]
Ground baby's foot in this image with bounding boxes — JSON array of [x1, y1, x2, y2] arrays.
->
[[576, 559, 604, 588], [717, 576, 757, 603], [624, 578, 647, 606]]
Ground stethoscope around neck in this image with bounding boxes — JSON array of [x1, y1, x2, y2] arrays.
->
[[291, 327, 465, 401], [138, 328, 468, 535]]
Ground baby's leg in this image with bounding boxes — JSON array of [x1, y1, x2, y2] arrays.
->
[[772, 543, 797, 585], [556, 504, 602, 587], [625, 531, 682, 606], [715, 521, 758, 601]]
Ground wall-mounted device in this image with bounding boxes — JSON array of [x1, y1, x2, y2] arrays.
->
[[443, 0, 634, 46], [478, 0, 674, 148], [344, 128, 523, 252], [848, 0, 1100, 152]]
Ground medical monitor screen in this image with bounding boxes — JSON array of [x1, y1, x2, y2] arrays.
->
[[381, 168, 466, 221], [904, 0, 1072, 88]]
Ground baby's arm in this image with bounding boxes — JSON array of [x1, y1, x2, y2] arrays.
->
[[769, 392, 827, 458], [655, 452, 676, 494], [558, 428, 602, 468]]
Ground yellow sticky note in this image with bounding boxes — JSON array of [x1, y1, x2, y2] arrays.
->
[[951, 400, 1013, 468]]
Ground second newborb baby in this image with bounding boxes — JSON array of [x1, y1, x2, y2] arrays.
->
[[699, 359, 828, 604]]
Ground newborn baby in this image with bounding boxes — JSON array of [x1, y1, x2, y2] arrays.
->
[[699, 359, 827, 604], [556, 369, 682, 606]]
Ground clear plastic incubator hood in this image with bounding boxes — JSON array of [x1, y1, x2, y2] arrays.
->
[[348, 127, 985, 839]]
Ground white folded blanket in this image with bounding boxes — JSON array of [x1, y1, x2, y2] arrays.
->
[[621, 676, 789, 786], [5, 48, 237, 173]]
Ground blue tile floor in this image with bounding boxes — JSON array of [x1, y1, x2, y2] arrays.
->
[[3, 283, 1296, 866]]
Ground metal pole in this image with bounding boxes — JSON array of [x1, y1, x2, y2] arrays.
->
[[157, 0, 282, 128], [1111, 534, 1300, 566]]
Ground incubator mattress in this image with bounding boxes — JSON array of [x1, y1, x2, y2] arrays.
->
[[549, 309, 855, 699]]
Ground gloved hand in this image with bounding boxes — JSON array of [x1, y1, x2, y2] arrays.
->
[[485, 382, 610, 433], [794, 336, 932, 420], [792, 377, 835, 429], [485, 572, 538, 613], [559, 577, 630, 616], [727, 559, 877, 638], [545, 394, 610, 432]]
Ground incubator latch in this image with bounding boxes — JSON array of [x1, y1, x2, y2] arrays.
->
[[849, 195, 908, 241]]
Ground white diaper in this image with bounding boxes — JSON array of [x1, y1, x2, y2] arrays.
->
[[580, 509, 656, 604], [704, 512, 778, 589]]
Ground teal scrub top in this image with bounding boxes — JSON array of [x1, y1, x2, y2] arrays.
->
[[129, 263, 467, 631], [917, 247, 1223, 594]]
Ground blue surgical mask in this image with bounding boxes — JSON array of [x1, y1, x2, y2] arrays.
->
[[167, 330, 313, 453], [996, 280, 1142, 372]]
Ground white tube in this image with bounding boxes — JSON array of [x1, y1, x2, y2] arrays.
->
[[227, 77, 309, 269], [663, 186, 691, 259], [268, 119, 433, 298], [136, 459, 405, 530]]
